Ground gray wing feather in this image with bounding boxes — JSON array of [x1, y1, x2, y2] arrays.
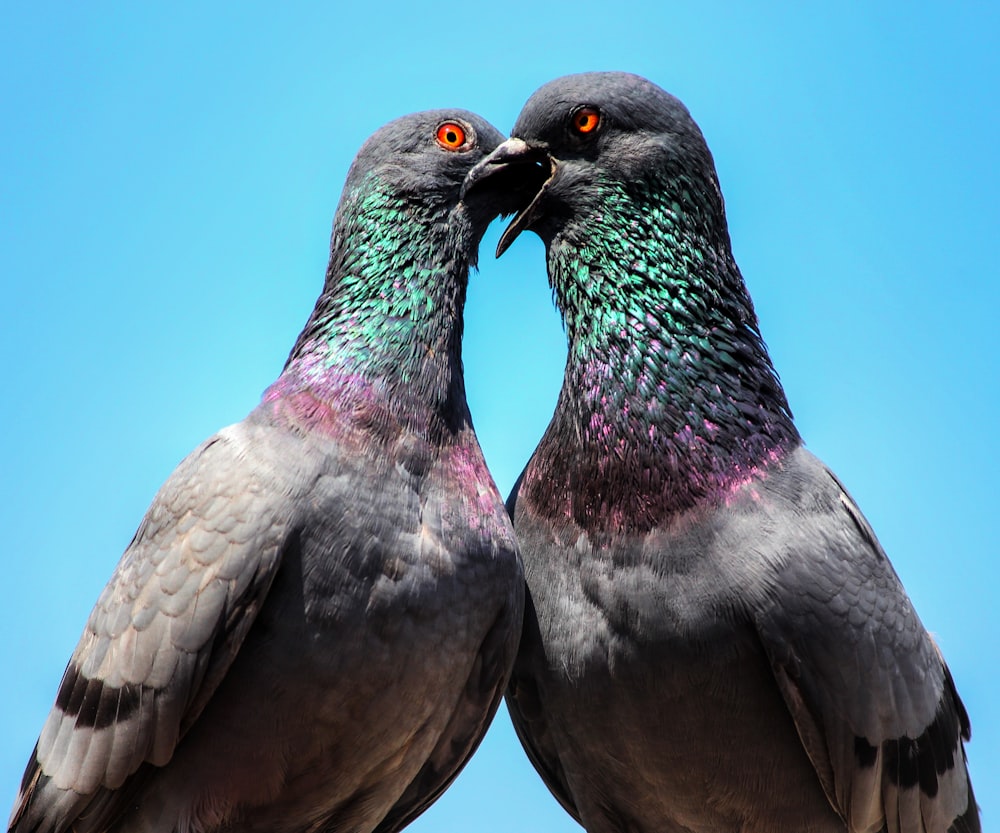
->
[[753, 447, 977, 832], [10, 420, 296, 833]]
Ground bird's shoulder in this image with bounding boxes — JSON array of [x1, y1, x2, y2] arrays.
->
[[510, 444, 928, 646]]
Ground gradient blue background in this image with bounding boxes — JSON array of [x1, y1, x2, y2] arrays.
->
[[2, 3, 996, 830]]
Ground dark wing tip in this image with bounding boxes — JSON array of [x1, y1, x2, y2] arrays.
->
[[852, 676, 980, 830]]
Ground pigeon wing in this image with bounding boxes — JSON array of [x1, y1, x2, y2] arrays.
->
[[9, 420, 297, 833], [752, 448, 978, 833]]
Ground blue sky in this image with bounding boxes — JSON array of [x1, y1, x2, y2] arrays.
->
[[2, 3, 997, 830]]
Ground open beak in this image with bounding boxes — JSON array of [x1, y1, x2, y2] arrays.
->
[[461, 138, 555, 257]]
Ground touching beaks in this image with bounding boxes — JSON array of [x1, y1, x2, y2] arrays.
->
[[461, 138, 555, 257]]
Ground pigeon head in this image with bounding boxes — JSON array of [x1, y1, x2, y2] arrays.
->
[[336, 109, 508, 256], [351, 110, 504, 197], [464, 72, 727, 257]]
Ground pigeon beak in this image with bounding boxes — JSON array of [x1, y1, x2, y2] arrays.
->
[[462, 138, 555, 257]]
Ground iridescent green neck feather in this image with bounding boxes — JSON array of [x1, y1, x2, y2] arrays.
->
[[526, 171, 800, 532], [265, 174, 472, 439]]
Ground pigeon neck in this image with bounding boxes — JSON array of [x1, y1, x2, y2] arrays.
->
[[527, 175, 800, 532], [265, 177, 471, 439]]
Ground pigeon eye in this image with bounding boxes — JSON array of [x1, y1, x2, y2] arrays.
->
[[571, 107, 601, 136], [436, 122, 469, 151]]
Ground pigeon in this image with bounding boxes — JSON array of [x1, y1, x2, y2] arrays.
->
[[9, 109, 525, 833], [462, 72, 979, 832]]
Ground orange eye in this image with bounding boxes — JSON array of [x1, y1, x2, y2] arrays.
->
[[571, 106, 601, 135], [436, 121, 468, 150]]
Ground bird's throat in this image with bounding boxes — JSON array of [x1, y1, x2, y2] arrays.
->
[[267, 181, 471, 440], [524, 181, 799, 533]]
